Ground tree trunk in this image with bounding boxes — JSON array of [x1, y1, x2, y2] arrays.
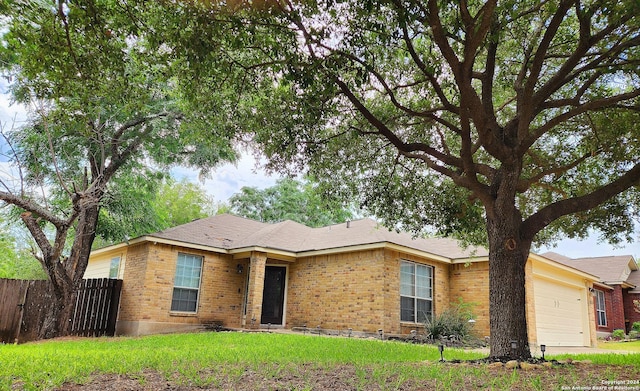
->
[[35, 198, 101, 339], [486, 202, 532, 360], [39, 286, 77, 339]]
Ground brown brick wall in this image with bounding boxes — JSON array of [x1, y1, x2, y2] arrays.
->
[[245, 252, 267, 328], [609, 286, 626, 332], [118, 243, 247, 333], [285, 248, 449, 335], [524, 260, 537, 345], [448, 262, 489, 338], [285, 249, 386, 333], [623, 291, 640, 332], [118, 243, 149, 322]]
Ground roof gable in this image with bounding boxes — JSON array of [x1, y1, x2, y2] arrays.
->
[[541, 252, 638, 287]]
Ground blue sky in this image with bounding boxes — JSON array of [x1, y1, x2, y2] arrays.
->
[[0, 90, 638, 259]]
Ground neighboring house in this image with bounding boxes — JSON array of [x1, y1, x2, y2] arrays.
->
[[542, 252, 640, 337], [86, 214, 599, 347]]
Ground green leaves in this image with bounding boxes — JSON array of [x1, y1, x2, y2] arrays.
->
[[228, 177, 356, 227], [222, 0, 640, 246]]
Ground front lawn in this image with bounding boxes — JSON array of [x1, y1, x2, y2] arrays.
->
[[1, 332, 639, 390], [599, 340, 640, 352]]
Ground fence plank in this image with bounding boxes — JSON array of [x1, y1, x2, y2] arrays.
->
[[0, 278, 122, 343], [0, 279, 29, 343], [69, 278, 121, 338], [19, 280, 54, 343]]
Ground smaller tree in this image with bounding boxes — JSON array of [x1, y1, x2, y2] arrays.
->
[[95, 176, 217, 247], [228, 177, 356, 227], [152, 177, 217, 228]]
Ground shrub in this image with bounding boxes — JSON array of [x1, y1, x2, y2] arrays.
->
[[612, 329, 626, 340], [424, 299, 476, 342], [632, 322, 640, 333], [629, 330, 639, 340]]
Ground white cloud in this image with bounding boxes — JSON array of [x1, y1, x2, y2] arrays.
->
[[0, 83, 28, 127], [172, 154, 281, 203], [538, 237, 640, 259]]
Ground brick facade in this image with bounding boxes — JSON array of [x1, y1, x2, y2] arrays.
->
[[284, 249, 449, 335], [116, 242, 248, 335], [448, 262, 489, 338], [623, 292, 640, 331], [115, 243, 456, 336], [609, 286, 627, 332], [108, 241, 595, 348], [593, 288, 616, 334], [594, 288, 640, 334]]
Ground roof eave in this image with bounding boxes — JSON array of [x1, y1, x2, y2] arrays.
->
[[529, 253, 601, 282]]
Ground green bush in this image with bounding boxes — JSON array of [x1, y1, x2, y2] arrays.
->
[[612, 329, 626, 340], [632, 322, 640, 333], [629, 330, 639, 340], [424, 299, 476, 342]]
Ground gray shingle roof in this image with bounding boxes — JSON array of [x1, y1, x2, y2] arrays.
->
[[147, 214, 488, 260], [541, 251, 638, 288]]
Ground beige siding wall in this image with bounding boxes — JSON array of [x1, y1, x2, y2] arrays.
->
[[116, 242, 248, 336], [84, 249, 126, 279]]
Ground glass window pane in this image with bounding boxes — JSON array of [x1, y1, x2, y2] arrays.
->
[[400, 262, 415, 296], [172, 253, 202, 312], [598, 311, 606, 327], [416, 299, 432, 323], [171, 288, 198, 312], [415, 264, 432, 299], [109, 257, 120, 279], [400, 296, 415, 322]]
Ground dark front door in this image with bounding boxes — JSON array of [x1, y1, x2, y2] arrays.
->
[[261, 266, 286, 325]]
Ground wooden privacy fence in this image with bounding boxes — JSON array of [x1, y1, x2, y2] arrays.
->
[[0, 278, 122, 343]]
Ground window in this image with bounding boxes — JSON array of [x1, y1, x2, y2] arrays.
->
[[171, 253, 203, 312], [400, 261, 433, 323], [595, 290, 607, 327], [109, 257, 120, 279]]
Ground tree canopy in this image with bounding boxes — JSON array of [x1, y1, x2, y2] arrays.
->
[[228, 177, 355, 227], [168, 0, 640, 359], [95, 176, 217, 247], [0, 0, 249, 337]]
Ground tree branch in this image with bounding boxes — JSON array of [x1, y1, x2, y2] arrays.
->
[[523, 162, 640, 241], [523, 90, 640, 151], [0, 190, 68, 229]]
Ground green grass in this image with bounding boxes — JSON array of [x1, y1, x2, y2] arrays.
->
[[1, 332, 639, 390], [598, 340, 640, 352]]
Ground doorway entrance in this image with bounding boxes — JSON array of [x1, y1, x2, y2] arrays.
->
[[260, 266, 286, 325]]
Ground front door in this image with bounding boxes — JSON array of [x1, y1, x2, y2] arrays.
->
[[260, 266, 286, 325]]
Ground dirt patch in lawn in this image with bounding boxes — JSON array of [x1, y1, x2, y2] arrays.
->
[[52, 361, 640, 391]]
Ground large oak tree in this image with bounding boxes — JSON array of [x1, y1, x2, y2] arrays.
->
[[174, 0, 640, 358]]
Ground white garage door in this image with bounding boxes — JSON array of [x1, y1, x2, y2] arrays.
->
[[534, 278, 586, 346]]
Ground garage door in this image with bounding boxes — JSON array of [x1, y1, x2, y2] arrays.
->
[[534, 278, 586, 346]]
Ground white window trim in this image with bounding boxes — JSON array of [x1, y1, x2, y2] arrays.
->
[[595, 290, 607, 327], [170, 252, 203, 314], [400, 260, 434, 323], [108, 256, 121, 279]]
